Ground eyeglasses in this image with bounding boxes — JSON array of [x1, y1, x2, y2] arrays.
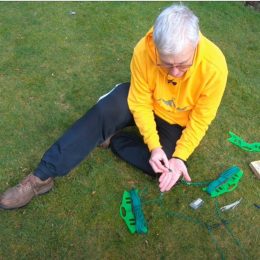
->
[[155, 48, 195, 71]]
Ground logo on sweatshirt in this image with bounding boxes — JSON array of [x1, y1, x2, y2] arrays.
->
[[156, 98, 189, 111]]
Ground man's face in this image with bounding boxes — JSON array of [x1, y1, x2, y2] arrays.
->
[[157, 44, 196, 78]]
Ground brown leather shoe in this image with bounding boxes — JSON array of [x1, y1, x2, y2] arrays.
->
[[0, 174, 54, 209]]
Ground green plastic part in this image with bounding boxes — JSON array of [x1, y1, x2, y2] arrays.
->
[[119, 190, 136, 234], [203, 166, 243, 197], [228, 131, 260, 152]]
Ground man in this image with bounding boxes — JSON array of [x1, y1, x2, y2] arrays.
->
[[0, 4, 228, 209]]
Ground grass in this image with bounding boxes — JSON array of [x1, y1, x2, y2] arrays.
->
[[0, 1, 259, 259]]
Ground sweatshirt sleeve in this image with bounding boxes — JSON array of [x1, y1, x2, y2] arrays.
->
[[173, 69, 228, 161], [128, 49, 161, 151]]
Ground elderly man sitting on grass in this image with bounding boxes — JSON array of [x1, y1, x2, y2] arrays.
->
[[0, 4, 228, 210]]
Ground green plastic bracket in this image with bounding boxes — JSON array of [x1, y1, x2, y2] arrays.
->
[[228, 131, 260, 152], [119, 190, 136, 234], [203, 166, 243, 197]]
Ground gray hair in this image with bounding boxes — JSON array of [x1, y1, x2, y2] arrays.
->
[[153, 4, 199, 56]]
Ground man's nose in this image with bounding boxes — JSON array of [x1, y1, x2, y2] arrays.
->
[[169, 67, 180, 76]]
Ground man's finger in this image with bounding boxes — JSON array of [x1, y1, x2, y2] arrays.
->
[[182, 168, 191, 182], [161, 154, 169, 169], [159, 172, 171, 189], [159, 171, 167, 182], [164, 172, 181, 191], [154, 160, 168, 172], [159, 172, 172, 192], [149, 160, 161, 173]]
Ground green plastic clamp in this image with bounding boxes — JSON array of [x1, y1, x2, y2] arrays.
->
[[228, 131, 260, 152], [119, 190, 136, 234], [203, 166, 243, 197]]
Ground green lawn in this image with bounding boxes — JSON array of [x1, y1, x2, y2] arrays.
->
[[0, 2, 259, 259]]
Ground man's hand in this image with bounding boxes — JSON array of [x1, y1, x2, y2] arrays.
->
[[159, 157, 191, 192], [149, 147, 169, 173]]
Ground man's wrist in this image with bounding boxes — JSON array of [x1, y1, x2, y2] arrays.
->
[[172, 156, 185, 161]]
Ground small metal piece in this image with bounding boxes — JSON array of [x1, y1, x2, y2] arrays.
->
[[69, 11, 76, 15], [190, 198, 204, 209], [220, 198, 242, 212]]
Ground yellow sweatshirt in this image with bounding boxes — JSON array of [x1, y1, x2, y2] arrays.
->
[[128, 29, 228, 161]]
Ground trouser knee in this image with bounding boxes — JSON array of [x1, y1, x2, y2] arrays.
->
[[94, 82, 134, 134]]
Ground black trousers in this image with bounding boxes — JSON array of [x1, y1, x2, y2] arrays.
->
[[34, 83, 184, 180]]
